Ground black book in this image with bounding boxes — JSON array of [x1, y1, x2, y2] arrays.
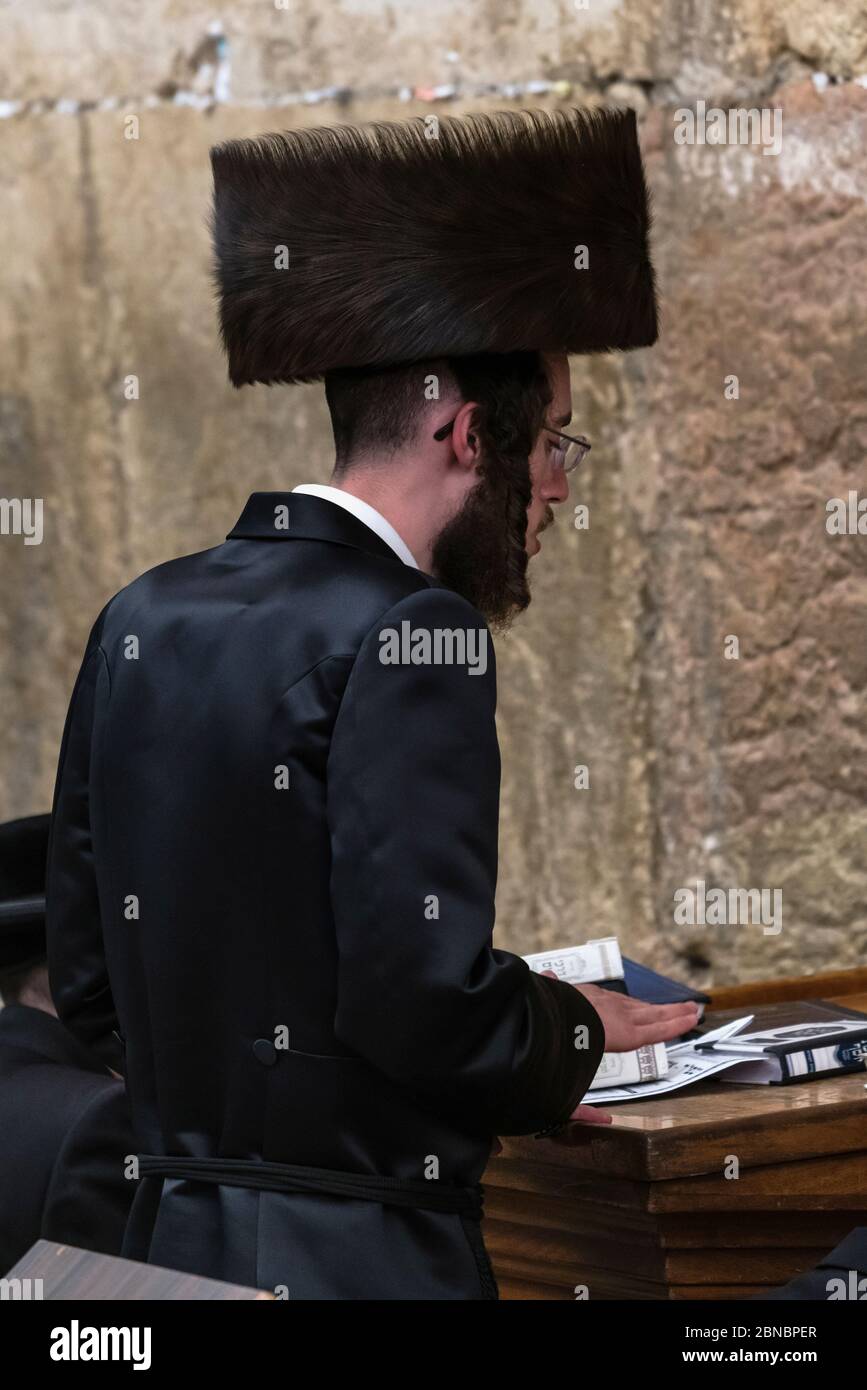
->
[[695, 999, 867, 1084]]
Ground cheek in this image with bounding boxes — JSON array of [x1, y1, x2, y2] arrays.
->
[[527, 455, 545, 509], [528, 437, 546, 479]]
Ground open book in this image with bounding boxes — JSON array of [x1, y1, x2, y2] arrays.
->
[[522, 939, 867, 1105], [584, 1002, 867, 1105]]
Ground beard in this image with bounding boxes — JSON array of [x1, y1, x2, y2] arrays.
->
[[430, 453, 534, 631]]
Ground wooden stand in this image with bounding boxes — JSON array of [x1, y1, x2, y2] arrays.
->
[[483, 969, 867, 1299]]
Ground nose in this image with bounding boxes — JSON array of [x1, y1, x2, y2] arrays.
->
[[546, 466, 570, 505]]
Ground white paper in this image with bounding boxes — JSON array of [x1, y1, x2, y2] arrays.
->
[[522, 937, 623, 986], [583, 1017, 759, 1104], [589, 1042, 669, 1089]]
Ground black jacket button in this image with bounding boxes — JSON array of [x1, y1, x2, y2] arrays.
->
[[253, 1038, 277, 1066]]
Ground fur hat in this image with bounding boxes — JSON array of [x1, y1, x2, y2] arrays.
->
[[210, 106, 658, 387], [0, 813, 50, 970]]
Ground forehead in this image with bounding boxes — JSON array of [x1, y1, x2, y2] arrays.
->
[[544, 352, 572, 414]]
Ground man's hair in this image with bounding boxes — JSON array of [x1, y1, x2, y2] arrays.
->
[[325, 360, 438, 468], [324, 351, 550, 472], [326, 351, 552, 626]]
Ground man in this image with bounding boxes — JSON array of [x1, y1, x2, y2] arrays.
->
[[47, 107, 696, 1299], [0, 814, 134, 1273]]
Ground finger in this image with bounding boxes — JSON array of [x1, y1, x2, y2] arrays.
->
[[624, 1008, 700, 1037], [627, 1001, 700, 1024], [575, 991, 698, 1022], [569, 1104, 613, 1124], [631, 1015, 700, 1046]]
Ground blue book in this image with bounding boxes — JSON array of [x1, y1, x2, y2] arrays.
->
[[598, 957, 710, 1015]]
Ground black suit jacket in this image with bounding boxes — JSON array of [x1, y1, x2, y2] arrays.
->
[[0, 1004, 134, 1274], [46, 492, 604, 1299]]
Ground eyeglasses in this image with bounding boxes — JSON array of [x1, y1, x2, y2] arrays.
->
[[432, 418, 591, 474], [543, 427, 591, 474]]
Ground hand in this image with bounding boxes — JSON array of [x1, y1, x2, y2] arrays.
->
[[572, 982, 700, 1053], [539, 973, 700, 1124], [489, 1105, 612, 1147]]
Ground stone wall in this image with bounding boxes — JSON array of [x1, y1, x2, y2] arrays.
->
[[2, 1, 866, 987]]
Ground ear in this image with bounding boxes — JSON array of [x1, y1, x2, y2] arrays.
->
[[448, 399, 484, 472]]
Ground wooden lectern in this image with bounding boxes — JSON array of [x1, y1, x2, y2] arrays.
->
[[482, 968, 867, 1299]]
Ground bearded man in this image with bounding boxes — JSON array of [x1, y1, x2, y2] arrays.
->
[[46, 107, 697, 1299]]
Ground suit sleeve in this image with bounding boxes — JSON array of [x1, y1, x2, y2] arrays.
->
[[41, 1079, 135, 1257], [46, 610, 124, 1075], [327, 587, 604, 1136]]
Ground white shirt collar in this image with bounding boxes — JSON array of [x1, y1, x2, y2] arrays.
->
[[291, 484, 419, 569]]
